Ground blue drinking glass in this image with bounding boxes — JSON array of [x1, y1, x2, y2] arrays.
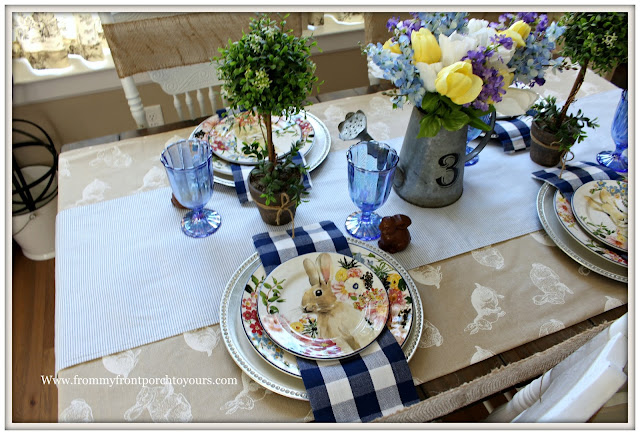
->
[[597, 89, 628, 173], [161, 139, 221, 237], [346, 141, 399, 240], [465, 114, 491, 166]]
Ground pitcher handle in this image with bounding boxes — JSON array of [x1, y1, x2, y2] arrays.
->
[[464, 111, 496, 164]]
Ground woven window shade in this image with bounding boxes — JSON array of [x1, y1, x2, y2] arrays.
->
[[102, 12, 304, 78]]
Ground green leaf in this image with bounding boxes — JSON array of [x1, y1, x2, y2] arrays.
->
[[269, 306, 279, 314], [263, 282, 272, 289], [441, 109, 469, 131], [418, 115, 441, 138], [398, 278, 407, 292], [244, 285, 253, 294], [259, 291, 268, 306], [268, 295, 280, 302], [440, 95, 458, 110], [251, 275, 260, 286], [467, 116, 492, 132], [421, 93, 440, 113]]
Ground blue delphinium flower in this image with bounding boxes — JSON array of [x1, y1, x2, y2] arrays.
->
[[499, 14, 566, 87], [365, 36, 424, 108], [415, 12, 468, 37]]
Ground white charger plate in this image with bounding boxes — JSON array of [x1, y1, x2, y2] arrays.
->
[[220, 238, 424, 400]]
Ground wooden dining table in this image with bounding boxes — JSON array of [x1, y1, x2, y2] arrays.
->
[[55, 68, 628, 424]]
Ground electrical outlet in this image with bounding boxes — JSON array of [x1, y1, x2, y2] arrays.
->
[[144, 105, 164, 127]]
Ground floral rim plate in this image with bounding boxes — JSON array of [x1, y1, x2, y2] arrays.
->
[[219, 238, 423, 401], [209, 114, 330, 187], [241, 244, 414, 378], [192, 111, 314, 166], [256, 252, 389, 361], [571, 180, 628, 252], [191, 111, 328, 180], [554, 190, 627, 268], [536, 183, 627, 283]]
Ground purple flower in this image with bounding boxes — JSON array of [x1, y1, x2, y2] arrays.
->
[[387, 16, 400, 32], [536, 15, 549, 33], [463, 46, 507, 110], [401, 18, 422, 38], [534, 77, 546, 86], [516, 12, 538, 24], [491, 34, 514, 50], [498, 13, 514, 24]]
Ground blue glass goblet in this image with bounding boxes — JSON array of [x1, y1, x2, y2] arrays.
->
[[346, 141, 399, 240], [465, 114, 491, 166], [597, 89, 628, 173], [161, 139, 221, 238]]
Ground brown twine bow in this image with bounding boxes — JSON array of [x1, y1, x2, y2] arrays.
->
[[530, 131, 575, 178], [254, 192, 296, 238]]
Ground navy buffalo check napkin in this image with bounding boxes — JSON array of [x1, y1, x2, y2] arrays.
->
[[492, 115, 533, 153], [531, 161, 625, 199], [252, 221, 419, 422], [230, 152, 312, 204]]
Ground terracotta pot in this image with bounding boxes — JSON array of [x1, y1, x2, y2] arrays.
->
[[248, 170, 298, 226], [529, 121, 566, 167]]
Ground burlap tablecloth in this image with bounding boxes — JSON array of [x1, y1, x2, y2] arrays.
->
[[56, 69, 627, 423]]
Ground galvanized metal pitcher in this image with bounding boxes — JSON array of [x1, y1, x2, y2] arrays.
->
[[393, 107, 496, 208]]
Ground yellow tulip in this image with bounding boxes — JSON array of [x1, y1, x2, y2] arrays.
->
[[435, 60, 483, 105], [497, 20, 530, 48], [499, 69, 514, 90], [383, 38, 402, 54], [497, 29, 524, 47], [509, 20, 531, 42], [411, 28, 441, 64]]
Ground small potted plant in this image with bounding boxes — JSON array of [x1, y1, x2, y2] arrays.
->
[[215, 14, 319, 225], [530, 96, 598, 166], [529, 12, 627, 166]]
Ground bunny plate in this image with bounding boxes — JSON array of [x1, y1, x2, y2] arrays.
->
[[571, 180, 628, 252], [256, 252, 389, 360]]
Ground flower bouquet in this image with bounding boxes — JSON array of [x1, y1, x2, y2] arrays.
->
[[365, 12, 565, 137]]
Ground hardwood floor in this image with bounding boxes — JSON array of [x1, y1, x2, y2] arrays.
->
[[12, 243, 57, 423]]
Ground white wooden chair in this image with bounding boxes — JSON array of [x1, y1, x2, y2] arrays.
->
[[484, 313, 628, 423], [147, 63, 226, 123], [99, 13, 226, 128]]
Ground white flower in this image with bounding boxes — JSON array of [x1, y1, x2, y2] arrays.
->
[[466, 18, 489, 34], [467, 19, 498, 48], [438, 32, 478, 67], [415, 61, 443, 92], [486, 44, 517, 72]]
